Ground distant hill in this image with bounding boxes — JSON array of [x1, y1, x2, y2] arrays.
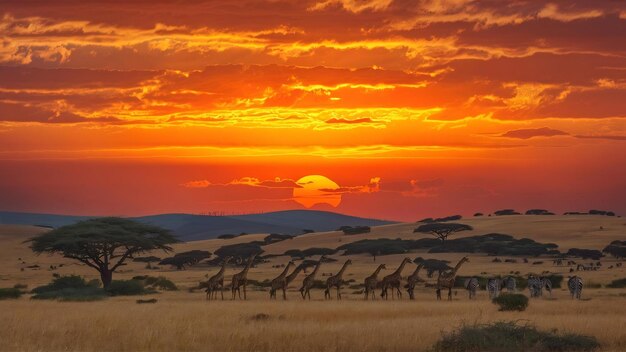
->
[[0, 210, 395, 241]]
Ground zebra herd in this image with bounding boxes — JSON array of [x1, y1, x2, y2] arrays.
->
[[465, 275, 584, 300]]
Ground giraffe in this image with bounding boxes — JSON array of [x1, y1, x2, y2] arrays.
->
[[300, 256, 325, 300], [231, 253, 258, 300], [405, 263, 424, 300], [204, 256, 231, 300], [269, 261, 295, 300], [436, 256, 469, 301], [285, 263, 306, 287], [380, 257, 413, 300], [364, 264, 386, 300], [324, 259, 352, 300]]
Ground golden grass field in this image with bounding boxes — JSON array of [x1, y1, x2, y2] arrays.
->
[[1, 215, 625, 351]]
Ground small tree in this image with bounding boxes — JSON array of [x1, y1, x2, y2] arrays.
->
[[159, 250, 211, 270], [29, 218, 178, 288], [603, 241, 626, 259], [414, 223, 473, 245]]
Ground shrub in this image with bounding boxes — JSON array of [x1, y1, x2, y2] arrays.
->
[[214, 242, 264, 259], [567, 248, 603, 260], [0, 288, 22, 300], [160, 250, 211, 270], [32, 276, 106, 301], [339, 226, 371, 235], [284, 247, 337, 258], [492, 293, 529, 311], [13, 283, 28, 290], [106, 280, 148, 296], [434, 321, 599, 352], [264, 233, 293, 244], [494, 209, 521, 216], [132, 276, 178, 291], [607, 278, 626, 288], [526, 209, 555, 215], [603, 240, 626, 259]]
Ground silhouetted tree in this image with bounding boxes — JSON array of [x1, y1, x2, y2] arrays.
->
[[28, 218, 178, 288], [413, 222, 473, 245], [160, 250, 211, 270]]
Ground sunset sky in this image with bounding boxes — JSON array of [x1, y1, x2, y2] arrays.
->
[[1, 0, 625, 221]]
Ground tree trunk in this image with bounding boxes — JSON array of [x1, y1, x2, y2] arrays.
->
[[100, 269, 113, 288]]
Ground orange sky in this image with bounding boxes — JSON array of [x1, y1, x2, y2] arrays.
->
[[0, 0, 625, 220]]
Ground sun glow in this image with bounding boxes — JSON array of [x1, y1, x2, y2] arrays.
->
[[293, 175, 342, 208]]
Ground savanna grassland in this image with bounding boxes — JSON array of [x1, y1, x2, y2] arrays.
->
[[1, 215, 625, 351]]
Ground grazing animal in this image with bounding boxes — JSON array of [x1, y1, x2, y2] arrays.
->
[[436, 257, 469, 301], [464, 277, 480, 299], [617, 263, 622, 268], [380, 257, 413, 300], [231, 253, 258, 300], [568, 276, 584, 299], [528, 275, 543, 297], [300, 256, 325, 300], [324, 259, 352, 300], [205, 256, 231, 300], [364, 264, 386, 300], [540, 276, 552, 296], [501, 276, 517, 292], [405, 263, 424, 300], [269, 261, 295, 300], [487, 278, 502, 299]]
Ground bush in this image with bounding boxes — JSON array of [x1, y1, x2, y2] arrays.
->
[[141, 276, 177, 291], [492, 293, 529, 311], [106, 280, 148, 296], [567, 248, 603, 260], [339, 226, 371, 235], [214, 242, 264, 259], [32, 276, 106, 301], [0, 288, 23, 300], [494, 209, 521, 216], [607, 278, 626, 288], [603, 240, 626, 259], [284, 247, 337, 258], [434, 321, 599, 352], [526, 209, 555, 215]]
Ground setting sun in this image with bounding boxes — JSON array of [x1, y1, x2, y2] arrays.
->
[[293, 175, 341, 208]]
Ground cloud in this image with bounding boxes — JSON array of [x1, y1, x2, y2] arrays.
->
[[501, 127, 569, 139], [182, 177, 301, 189]]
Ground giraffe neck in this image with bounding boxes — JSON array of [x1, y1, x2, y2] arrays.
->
[[335, 262, 350, 278], [240, 257, 255, 276], [286, 265, 303, 284], [309, 261, 322, 278], [451, 259, 466, 275], [216, 261, 228, 277], [371, 264, 385, 278], [277, 263, 293, 280], [392, 260, 408, 276], [412, 263, 424, 276]]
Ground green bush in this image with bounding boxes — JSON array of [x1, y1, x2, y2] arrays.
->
[[31, 275, 106, 301], [434, 321, 599, 352], [0, 288, 23, 300], [106, 280, 148, 296], [607, 278, 626, 288], [492, 293, 529, 311]]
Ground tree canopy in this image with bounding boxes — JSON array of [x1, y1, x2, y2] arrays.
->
[[159, 250, 211, 270], [413, 222, 473, 244], [29, 217, 178, 287]]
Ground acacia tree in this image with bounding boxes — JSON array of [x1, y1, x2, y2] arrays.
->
[[29, 217, 179, 287], [159, 250, 211, 270], [413, 222, 473, 245]]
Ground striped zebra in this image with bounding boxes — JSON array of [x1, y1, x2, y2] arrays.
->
[[501, 276, 517, 292], [464, 277, 480, 299], [540, 277, 552, 296], [486, 278, 502, 299], [568, 276, 583, 299], [528, 275, 542, 297]]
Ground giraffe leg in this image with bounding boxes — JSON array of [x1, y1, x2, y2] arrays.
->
[[243, 284, 247, 300], [448, 287, 452, 301], [337, 286, 341, 300], [282, 287, 287, 300]]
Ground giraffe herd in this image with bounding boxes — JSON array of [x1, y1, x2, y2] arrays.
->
[[204, 254, 591, 301]]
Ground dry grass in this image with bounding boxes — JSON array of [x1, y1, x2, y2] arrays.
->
[[2, 291, 626, 352], [1, 217, 625, 351]]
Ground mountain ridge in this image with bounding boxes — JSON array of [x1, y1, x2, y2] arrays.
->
[[0, 210, 396, 241]]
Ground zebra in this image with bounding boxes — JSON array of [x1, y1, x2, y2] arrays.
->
[[486, 278, 502, 299], [528, 275, 543, 297], [501, 276, 517, 292], [540, 276, 552, 296], [464, 277, 480, 299], [568, 276, 583, 299]]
